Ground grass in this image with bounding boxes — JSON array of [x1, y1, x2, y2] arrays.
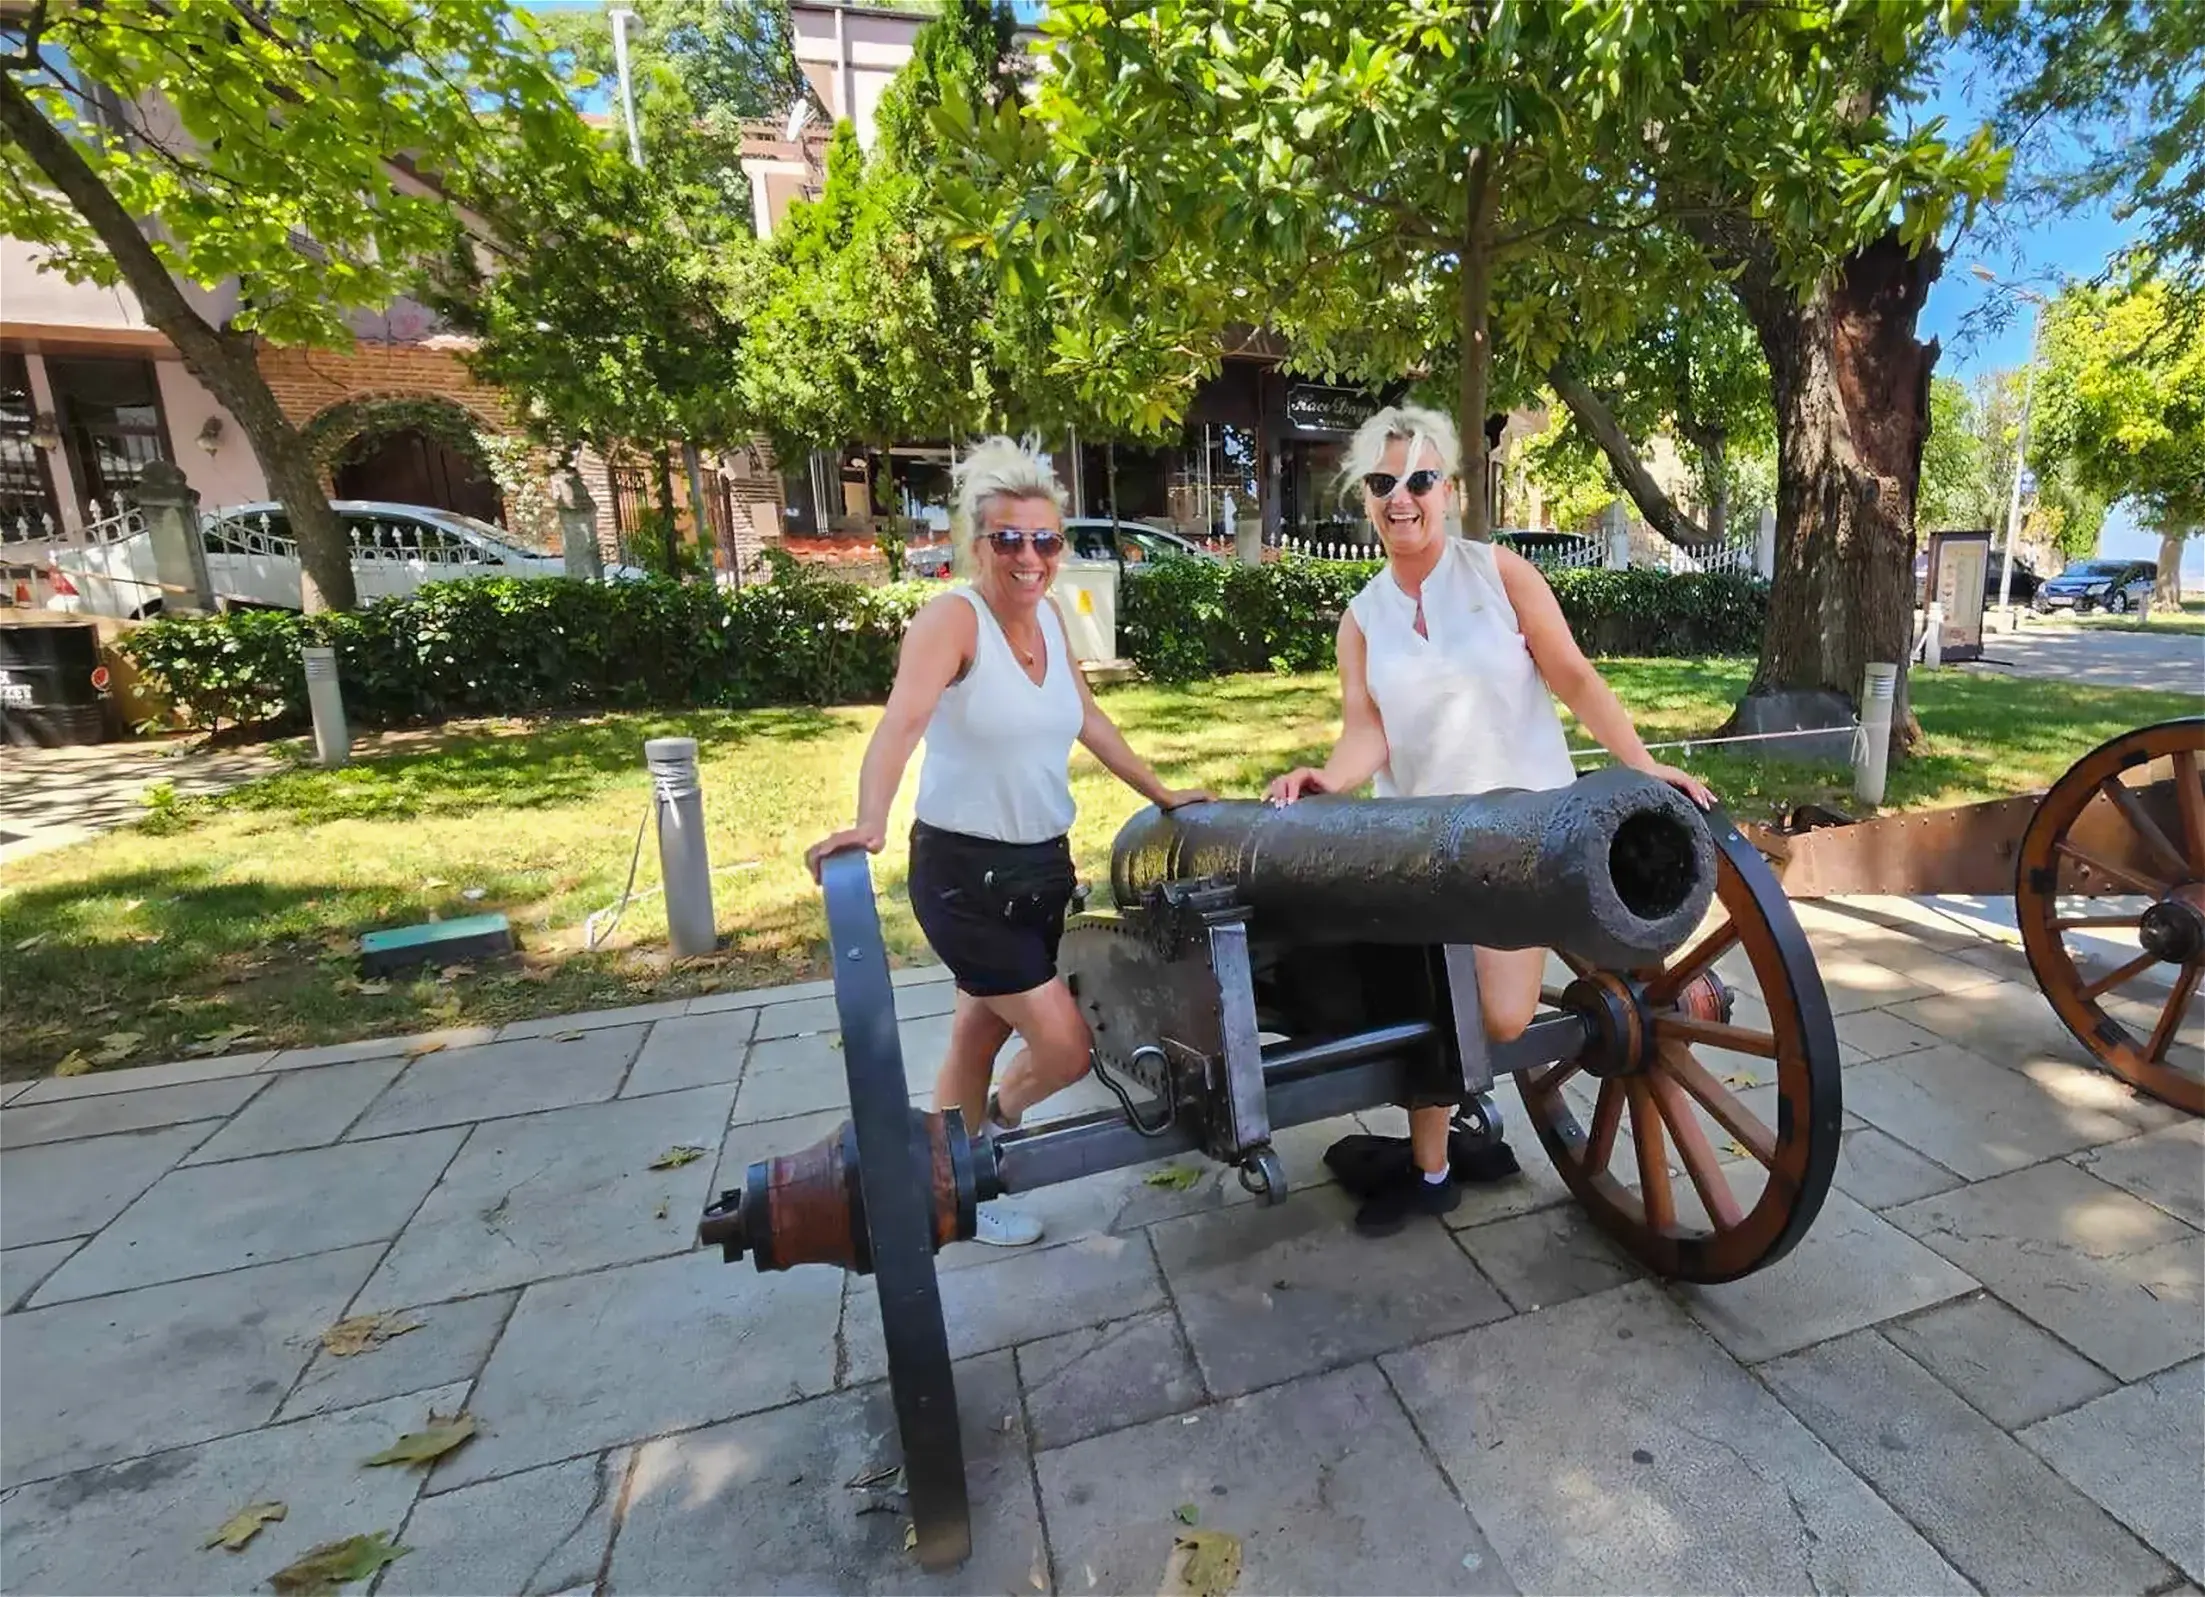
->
[[2021, 598, 2205, 637], [2, 661, 2196, 1080]]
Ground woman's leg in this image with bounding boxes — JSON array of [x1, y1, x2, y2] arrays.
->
[[936, 989, 1014, 1132], [1405, 944, 1545, 1173], [976, 976, 1093, 1126]]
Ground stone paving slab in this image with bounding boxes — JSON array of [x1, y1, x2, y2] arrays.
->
[[2069, 1118, 2205, 1229], [0, 1075, 263, 1148], [617, 1010, 758, 1098], [1830, 1123, 1968, 1210], [347, 1026, 649, 1140], [263, 1027, 497, 1073], [1881, 1292, 2119, 1431], [182, 1056, 409, 1164], [353, 1085, 736, 1314], [843, 1230, 1166, 1386], [382, 1447, 628, 1597], [612, 1352, 1039, 1596], [1150, 1183, 1511, 1398], [2019, 1358, 2205, 1585], [1, 1244, 383, 1489], [30, 1127, 466, 1306], [1383, 1282, 1974, 1595], [436, 1248, 841, 1491], [498, 1001, 690, 1042], [0, 1239, 79, 1313], [0, 1121, 213, 1248], [1038, 1361, 1514, 1596], [1453, 1202, 1643, 1312], [277, 1289, 517, 1423], [0, 1382, 467, 1597], [8, 1052, 270, 1105], [1014, 1308, 1203, 1451], [1760, 1328, 2172, 1593], [1890, 1161, 2205, 1382]]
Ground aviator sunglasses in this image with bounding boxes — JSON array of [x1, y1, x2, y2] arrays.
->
[[1362, 468, 1446, 499], [984, 527, 1066, 555]]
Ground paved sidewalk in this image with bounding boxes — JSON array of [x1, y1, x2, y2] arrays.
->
[[1957, 624, 2203, 692], [0, 737, 280, 866], [1, 895, 2200, 1594]]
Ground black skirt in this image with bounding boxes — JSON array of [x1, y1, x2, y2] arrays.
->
[[906, 819, 1078, 998]]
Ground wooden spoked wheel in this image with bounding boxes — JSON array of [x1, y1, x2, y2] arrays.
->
[[2015, 717, 2205, 1116], [1516, 813, 1844, 1284]]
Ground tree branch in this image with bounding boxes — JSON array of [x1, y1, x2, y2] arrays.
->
[[1547, 361, 1713, 548], [1, 1, 52, 71]]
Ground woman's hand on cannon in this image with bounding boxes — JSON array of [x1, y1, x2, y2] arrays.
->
[[1264, 767, 1333, 805], [1643, 761, 1716, 811], [805, 821, 887, 883], [1157, 787, 1216, 811]]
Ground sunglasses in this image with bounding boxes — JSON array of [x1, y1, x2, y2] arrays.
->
[[1363, 468, 1446, 499], [983, 528, 1066, 556]]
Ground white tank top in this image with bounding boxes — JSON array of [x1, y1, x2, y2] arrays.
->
[[913, 587, 1083, 843], [1346, 537, 1579, 798]]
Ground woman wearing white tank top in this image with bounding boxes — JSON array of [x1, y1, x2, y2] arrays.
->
[[807, 437, 1211, 1246], [1266, 404, 1713, 1236]]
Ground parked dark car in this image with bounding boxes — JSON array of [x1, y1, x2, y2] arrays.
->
[[1914, 545, 2043, 607], [2034, 557, 2158, 615]]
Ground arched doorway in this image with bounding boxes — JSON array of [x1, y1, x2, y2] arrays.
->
[[304, 396, 505, 525], [333, 426, 503, 523]]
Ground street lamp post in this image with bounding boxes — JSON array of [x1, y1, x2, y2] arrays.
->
[[1971, 264, 2049, 630], [610, 9, 644, 169]]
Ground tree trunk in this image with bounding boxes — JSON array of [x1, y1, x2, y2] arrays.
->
[[1456, 146, 1498, 542], [0, 73, 357, 611], [1548, 364, 1712, 547], [1696, 428, 1729, 547], [653, 444, 681, 577], [2153, 530, 2188, 609], [1713, 229, 1940, 758]]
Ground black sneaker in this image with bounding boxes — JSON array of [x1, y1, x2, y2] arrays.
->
[[1354, 1166, 1460, 1235]]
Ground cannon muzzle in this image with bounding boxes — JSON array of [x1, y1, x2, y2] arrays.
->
[[1110, 765, 1717, 967]]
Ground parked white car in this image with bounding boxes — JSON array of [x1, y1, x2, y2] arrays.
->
[[42, 500, 643, 618]]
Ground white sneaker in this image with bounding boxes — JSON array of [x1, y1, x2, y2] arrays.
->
[[972, 1204, 1043, 1247]]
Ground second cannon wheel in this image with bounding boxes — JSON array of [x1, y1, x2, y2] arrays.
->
[[1516, 811, 1845, 1284]]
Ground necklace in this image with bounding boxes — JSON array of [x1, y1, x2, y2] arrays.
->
[[980, 588, 1042, 668]]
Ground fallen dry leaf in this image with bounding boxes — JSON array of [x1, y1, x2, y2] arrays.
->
[[846, 1463, 901, 1491], [52, 1049, 91, 1077], [182, 1026, 259, 1059], [1159, 1529, 1242, 1597], [649, 1145, 708, 1170], [421, 878, 451, 890], [13, 932, 47, 952], [405, 1040, 446, 1060], [203, 1500, 286, 1551], [550, 1030, 586, 1043], [1143, 1167, 1204, 1192], [461, 887, 486, 901], [320, 1313, 423, 1358], [1723, 1138, 1751, 1160], [268, 1532, 407, 1595], [362, 1411, 477, 1469], [1723, 1073, 1755, 1089], [90, 1030, 145, 1066], [903, 1524, 919, 1554], [353, 980, 392, 998]]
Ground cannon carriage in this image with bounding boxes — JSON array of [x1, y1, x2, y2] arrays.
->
[[699, 765, 1849, 1569]]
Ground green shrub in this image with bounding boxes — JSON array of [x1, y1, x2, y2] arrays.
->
[[1118, 555, 1766, 681]]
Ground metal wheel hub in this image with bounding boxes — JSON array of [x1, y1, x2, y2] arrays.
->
[[1562, 972, 1651, 1078], [2140, 893, 2205, 965]]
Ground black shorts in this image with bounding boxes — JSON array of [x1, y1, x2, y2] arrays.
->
[[907, 820, 1077, 998]]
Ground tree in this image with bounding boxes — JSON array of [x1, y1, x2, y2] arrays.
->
[[2031, 270, 2205, 608], [0, 0, 592, 611], [1918, 369, 2107, 559]]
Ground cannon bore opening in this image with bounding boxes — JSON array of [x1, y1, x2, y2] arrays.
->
[[1608, 810, 1700, 923]]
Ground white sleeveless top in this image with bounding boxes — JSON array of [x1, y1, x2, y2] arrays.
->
[[1346, 537, 1578, 798], [913, 587, 1083, 843]]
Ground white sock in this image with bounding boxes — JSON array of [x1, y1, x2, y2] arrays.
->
[[1421, 1166, 1449, 1185]]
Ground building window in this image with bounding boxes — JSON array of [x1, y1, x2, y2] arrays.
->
[[0, 353, 62, 536], [44, 355, 172, 520]]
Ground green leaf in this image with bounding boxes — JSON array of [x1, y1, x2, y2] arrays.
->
[[649, 1145, 708, 1170], [1144, 1166, 1205, 1191], [267, 1532, 408, 1595], [1174, 1502, 1200, 1524], [203, 1500, 286, 1551], [362, 1411, 478, 1469]]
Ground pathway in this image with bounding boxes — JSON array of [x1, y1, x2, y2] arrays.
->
[[1, 896, 2199, 1594]]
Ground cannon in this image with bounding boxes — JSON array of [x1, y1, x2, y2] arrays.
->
[[1741, 716, 2203, 1115], [700, 766, 1846, 1569]]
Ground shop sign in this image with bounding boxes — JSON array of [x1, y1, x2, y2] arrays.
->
[[1285, 384, 1378, 434]]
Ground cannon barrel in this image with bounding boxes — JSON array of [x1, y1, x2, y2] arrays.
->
[[1109, 765, 1717, 968]]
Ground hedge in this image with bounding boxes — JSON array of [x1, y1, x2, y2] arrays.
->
[[119, 557, 1767, 732]]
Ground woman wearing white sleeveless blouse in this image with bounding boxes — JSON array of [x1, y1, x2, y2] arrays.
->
[[808, 437, 1212, 1246], [1267, 404, 1713, 1235]]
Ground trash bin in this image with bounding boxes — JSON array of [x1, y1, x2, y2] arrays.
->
[[1053, 560, 1119, 663], [0, 619, 109, 746]]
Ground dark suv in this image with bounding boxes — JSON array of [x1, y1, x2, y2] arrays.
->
[[2035, 558, 2158, 615]]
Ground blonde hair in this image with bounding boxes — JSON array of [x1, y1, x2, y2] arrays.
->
[[951, 434, 1068, 578], [1335, 403, 1461, 508]]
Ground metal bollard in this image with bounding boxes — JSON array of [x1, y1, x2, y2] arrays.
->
[[645, 736, 716, 957], [1853, 661, 1897, 807], [302, 646, 348, 769]]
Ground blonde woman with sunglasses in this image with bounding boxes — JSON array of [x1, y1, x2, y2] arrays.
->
[[1265, 404, 1713, 1236], [807, 435, 1212, 1246]]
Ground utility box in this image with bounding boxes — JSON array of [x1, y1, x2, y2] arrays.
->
[[1054, 560, 1119, 664]]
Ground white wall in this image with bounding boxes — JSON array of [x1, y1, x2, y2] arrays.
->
[[153, 359, 265, 511]]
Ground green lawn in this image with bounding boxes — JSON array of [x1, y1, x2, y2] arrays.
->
[[2022, 598, 2205, 636], [1, 661, 2195, 1079]]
